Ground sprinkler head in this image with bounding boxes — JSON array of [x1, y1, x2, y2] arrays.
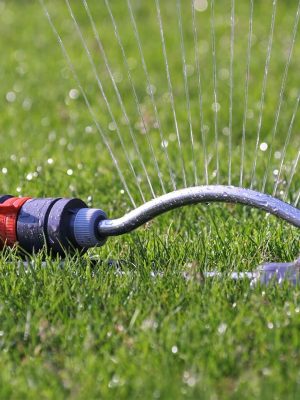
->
[[0, 195, 107, 255], [1, 185, 300, 259]]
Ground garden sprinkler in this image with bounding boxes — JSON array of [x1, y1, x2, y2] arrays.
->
[[1, 186, 300, 285]]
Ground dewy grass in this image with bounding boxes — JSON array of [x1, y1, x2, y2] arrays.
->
[[0, 0, 300, 399]]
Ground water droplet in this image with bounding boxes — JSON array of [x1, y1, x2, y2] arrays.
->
[[194, 0, 208, 12], [171, 345, 178, 354], [141, 318, 158, 330], [146, 84, 156, 95], [212, 102, 221, 112], [113, 71, 123, 83], [161, 140, 169, 148], [218, 322, 227, 334], [108, 121, 117, 131], [6, 91, 16, 103], [169, 133, 177, 142], [108, 374, 120, 388], [274, 151, 281, 159], [85, 126, 93, 134], [22, 98, 32, 111], [69, 88, 79, 100], [262, 368, 271, 376], [222, 127, 230, 136], [267, 322, 274, 329], [48, 131, 56, 142], [260, 142, 268, 152], [183, 371, 197, 387]]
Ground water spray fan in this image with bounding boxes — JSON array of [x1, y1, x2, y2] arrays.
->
[[4, 0, 300, 285], [1, 186, 300, 258]]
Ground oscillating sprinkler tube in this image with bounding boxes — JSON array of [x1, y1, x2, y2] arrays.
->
[[0, 185, 300, 256]]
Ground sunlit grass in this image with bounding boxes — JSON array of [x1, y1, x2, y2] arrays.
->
[[0, 0, 300, 398]]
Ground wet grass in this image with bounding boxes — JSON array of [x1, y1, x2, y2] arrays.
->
[[0, 0, 300, 399]]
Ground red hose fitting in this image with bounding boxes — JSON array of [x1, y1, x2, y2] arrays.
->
[[0, 197, 31, 247]]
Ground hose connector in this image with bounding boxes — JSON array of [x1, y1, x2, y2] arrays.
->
[[0, 194, 107, 255]]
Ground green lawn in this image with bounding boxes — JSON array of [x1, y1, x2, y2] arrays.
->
[[0, 0, 300, 398]]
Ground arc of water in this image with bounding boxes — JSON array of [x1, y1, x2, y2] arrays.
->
[[126, 0, 176, 191], [250, 0, 277, 189], [191, 0, 208, 185], [262, 0, 300, 193], [284, 147, 300, 204], [82, 0, 165, 198], [240, 0, 254, 187], [42, 0, 299, 207], [295, 186, 300, 208], [273, 92, 300, 197], [65, 0, 146, 203], [89, 0, 166, 197], [39, 0, 136, 207], [155, 0, 187, 187], [228, 0, 235, 185], [210, 0, 219, 183], [177, 0, 197, 186]]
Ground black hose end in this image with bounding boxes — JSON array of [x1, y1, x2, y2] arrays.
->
[[16, 197, 89, 256]]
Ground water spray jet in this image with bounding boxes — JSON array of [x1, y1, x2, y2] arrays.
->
[[31, 1, 300, 286]]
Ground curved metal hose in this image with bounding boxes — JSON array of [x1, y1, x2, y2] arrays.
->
[[98, 185, 300, 237]]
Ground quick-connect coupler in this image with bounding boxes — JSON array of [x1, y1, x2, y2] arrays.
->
[[0, 195, 107, 255]]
